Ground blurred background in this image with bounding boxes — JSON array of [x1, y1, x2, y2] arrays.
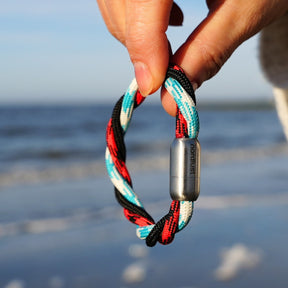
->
[[0, 1, 288, 288]]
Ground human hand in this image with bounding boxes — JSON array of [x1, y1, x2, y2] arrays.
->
[[96, 0, 288, 116]]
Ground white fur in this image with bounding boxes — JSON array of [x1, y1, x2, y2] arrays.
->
[[260, 13, 288, 140]]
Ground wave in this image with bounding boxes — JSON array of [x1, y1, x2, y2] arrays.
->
[[0, 205, 122, 239], [2, 149, 103, 162], [1, 193, 288, 239], [0, 144, 287, 188]]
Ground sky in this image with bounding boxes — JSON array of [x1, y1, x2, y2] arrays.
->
[[0, 0, 273, 104]]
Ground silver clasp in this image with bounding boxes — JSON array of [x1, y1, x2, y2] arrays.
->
[[170, 138, 201, 201]]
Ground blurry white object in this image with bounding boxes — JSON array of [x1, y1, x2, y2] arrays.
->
[[273, 87, 288, 140], [122, 262, 147, 284], [260, 13, 288, 141], [128, 244, 149, 258], [4, 280, 25, 288], [214, 243, 262, 281]]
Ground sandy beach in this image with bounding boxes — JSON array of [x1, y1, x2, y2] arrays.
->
[[0, 145, 287, 288]]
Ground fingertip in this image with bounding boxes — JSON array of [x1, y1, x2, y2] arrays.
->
[[160, 80, 198, 117], [130, 35, 169, 96], [133, 61, 169, 97], [134, 62, 153, 96], [160, 86, 177, 116], [169, 2, 184, 26]]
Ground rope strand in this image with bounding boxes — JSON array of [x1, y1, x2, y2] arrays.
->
[[105, 64, 199, 246]]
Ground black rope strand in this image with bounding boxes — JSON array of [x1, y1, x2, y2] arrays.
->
[[111, 95, 126, 162], [146, 215, 168, 247], [110, 93, 145, 163], [110, 93, 155, 227], [114, 188, 155, 224], [166, 67, 196, 104], [145, 202, 178, 247]]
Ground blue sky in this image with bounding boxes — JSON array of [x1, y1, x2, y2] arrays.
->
[[0, 0, 273, 104]]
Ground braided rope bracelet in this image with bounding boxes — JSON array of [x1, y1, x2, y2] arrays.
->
[[105, 64, 200, 247]]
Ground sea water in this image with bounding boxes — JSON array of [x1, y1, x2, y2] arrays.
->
[[0, 103, 285, 175]]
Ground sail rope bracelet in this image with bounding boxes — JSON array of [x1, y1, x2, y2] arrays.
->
[[105, 64, 200, 247]]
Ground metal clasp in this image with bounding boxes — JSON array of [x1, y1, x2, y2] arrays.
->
[[170, 138, 201, 201]]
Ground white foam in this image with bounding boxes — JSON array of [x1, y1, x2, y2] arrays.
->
[[0, 143, 287, 188], [0, 218, 71, 238], [0, 193, 287, 239], [0, 206, 122, 239], [26, 218, 70, 234], [214, 243, 262, 281]]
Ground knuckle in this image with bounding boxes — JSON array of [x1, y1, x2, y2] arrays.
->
[[195, 38, 231, 80], [126, 26, 165, 62]]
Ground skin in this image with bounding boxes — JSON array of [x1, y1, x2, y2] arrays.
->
[[96, 0, 288, 116]]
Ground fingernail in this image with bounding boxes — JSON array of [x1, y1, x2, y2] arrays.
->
[[133, 62, 152, 96], [192, 82, 198, 91]]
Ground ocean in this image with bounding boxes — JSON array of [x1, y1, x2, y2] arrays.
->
[[0, 103, 284, 181], [0, 103, 287, 288]]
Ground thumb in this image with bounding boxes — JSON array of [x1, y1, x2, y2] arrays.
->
[[125, 0, 174, 96]]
